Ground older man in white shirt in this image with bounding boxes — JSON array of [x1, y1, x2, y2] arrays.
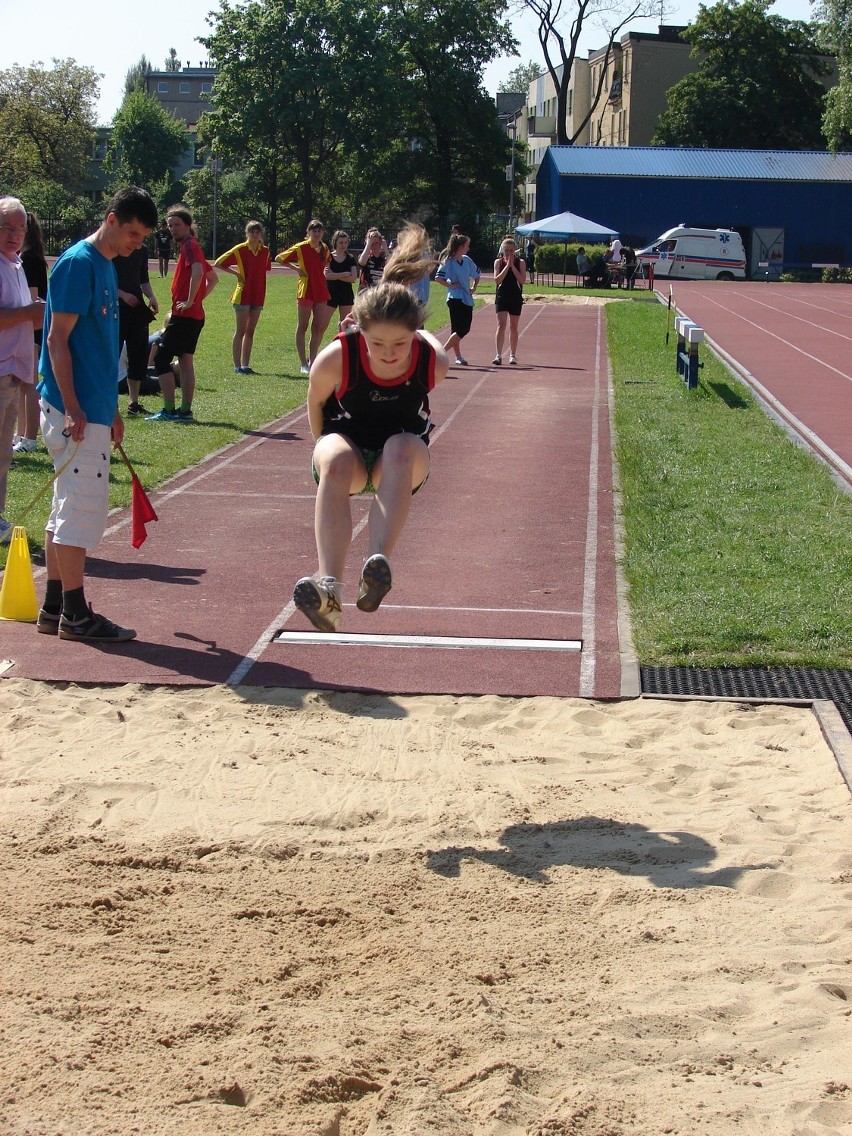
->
[[0, 196, 45, 542]]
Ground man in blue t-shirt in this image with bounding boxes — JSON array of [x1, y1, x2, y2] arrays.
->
[[37, 186, 158, 643]]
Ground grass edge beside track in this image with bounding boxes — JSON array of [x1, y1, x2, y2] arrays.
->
[[607, 300, 851, 670]]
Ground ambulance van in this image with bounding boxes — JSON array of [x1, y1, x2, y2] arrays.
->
[[637, 226, 746, 281]]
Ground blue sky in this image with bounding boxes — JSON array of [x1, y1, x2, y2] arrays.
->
[[0, 0, 817, 127]]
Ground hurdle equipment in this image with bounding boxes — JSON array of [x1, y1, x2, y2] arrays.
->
[[675, 316, 704, 390]]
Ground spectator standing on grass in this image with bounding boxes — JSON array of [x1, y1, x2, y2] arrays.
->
[[325, 230, 359, 331], [115, 244, 159, 416], [576, 247, 589, 283], [215, 220, 272, 374], [276, 219, 332, 375], [358, 228, 388, 291], [622, 244, 637, 290], [13, 210, 48, 454], [36, 186, 157, 641], [0, 196, 45, 544], [525, 235, 537, 283], [435, 233, 480, 367], [146, 205, 217, 423], [155, 222, 172, 277], [292, 224, 446, 634], [492, 237, 526, 366]]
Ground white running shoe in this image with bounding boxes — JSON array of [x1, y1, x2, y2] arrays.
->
[[299, 363, 310, 375], [12, 437, 38, 453], [293, 576, 342, 632], [492, 355, 502, 365], [509, 355, 518, 365], [455, 356, 469, 366]]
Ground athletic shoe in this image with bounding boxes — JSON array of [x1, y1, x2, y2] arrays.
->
[[455, 357, 469, 366], [356, 554, 392, 613], [12, 437, 38, 453], [492, 355, 502, 366], [240, 366, 257, 375], [126, 402, 149, 416], [36, 608, 60, 636], [299, 363, 310, 375], [0, 517, 12, 544], [293, 576, 342, 633], [58, 606, 136, 643], [509, 355, 518, 365], [145, 408, 179, 421], [174, 407, 194, 421]]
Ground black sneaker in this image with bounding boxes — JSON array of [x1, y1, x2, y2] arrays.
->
[[36, 608, 61, 635], [356, 554, 392, 612], [126, 402, 149, 416], [58, 606, 136, 643]]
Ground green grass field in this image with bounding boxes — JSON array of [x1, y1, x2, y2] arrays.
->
[[608, 301, 852, 669], [4, 278, 850, 670]]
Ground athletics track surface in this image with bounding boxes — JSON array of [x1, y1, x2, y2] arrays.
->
[[0, 299, 631, 699], [669, 281, 852, 492], [3, 282, 847, 698]]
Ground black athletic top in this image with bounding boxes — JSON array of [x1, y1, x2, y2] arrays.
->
[[327, 252, 357, 306], [322, 328, 437, 451], [495, 255, 524, 312], [359, 254, 386, 289]]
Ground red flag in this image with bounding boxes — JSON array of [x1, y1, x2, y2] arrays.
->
[[131, 475, 158, 549]]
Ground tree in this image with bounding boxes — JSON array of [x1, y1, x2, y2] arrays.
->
[[384, 0, 517, 230], [653, 0, 830, 149], [201, 0, 410, 246], [499, 60, 544, 92], [522, 0, 656, 144], [164, 48, 181, 73], [814, 0, 852, 150], [124, 54, 152, 97], [0, 58, 100, 191], [106, 90, 189, 190]]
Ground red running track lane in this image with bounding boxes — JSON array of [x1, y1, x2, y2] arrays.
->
[[668, 281, 852, 490], [0, 300, 634, 698]]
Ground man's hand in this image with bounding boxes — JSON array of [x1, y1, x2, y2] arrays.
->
[[111, 409, 125, 447], [64, 404, 88, 443]]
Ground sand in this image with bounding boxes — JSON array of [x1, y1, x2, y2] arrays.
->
[[1, 680, 850, 1136]]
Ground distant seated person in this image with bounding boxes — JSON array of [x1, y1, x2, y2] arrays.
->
[[576, 247, 589, 281], [585, 254, 612, 288]]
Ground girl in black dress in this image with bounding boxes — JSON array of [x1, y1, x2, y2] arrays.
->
[[324, 230, 359, 330], [492, 237, 526, 366]]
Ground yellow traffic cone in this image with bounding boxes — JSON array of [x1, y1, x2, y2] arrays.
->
[[0, 526, 39, 622]]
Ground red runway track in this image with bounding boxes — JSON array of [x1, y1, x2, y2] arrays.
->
[[668, 281, 852, 491], [1, 300, 634, 698]]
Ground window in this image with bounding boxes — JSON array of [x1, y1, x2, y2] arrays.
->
[[158, 82, 169, 93], [201, 81, 212, 93], [179, 82, 191, 93]]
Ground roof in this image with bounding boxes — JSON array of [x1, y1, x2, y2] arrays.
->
[[546, 146, 852, 182]]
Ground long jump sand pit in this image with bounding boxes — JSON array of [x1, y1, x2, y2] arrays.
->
[[1, 680, 850, 1135]]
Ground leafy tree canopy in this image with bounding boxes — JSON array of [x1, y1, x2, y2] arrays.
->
[[813, 0, 852, 149], [107, 90, 189, 191], [164, 48, 181, 73], [124, 54, 153, 97], [653, 0, 830, 149], [0, 58, 100, 192], [499, 60, 544, 93]]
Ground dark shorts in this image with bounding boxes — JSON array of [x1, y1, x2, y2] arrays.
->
[[495, 297, 523, 316], [152, 315, 204, 372], [326, 284, 355, 309], [447, 298, 473, 338], [119, 307, 152, 381]]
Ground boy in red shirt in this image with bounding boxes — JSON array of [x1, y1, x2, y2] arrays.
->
[[146, 205, 217, 422]]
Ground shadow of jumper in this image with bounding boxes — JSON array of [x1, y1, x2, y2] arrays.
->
[[426, 817, 775, 889]]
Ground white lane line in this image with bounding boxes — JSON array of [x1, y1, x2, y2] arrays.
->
[[578, 305, 603, 697], [228, 302, 570, 685], [704, 334, 852, 491], [272, 631, 581, 652], [680, 291, 852, 384], [720, 291, 852, 343]]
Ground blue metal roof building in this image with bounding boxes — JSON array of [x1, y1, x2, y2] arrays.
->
[[536, 147, 852, 275]]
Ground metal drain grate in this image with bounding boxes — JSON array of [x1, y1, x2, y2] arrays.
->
[[641, 666, 852, 734]]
